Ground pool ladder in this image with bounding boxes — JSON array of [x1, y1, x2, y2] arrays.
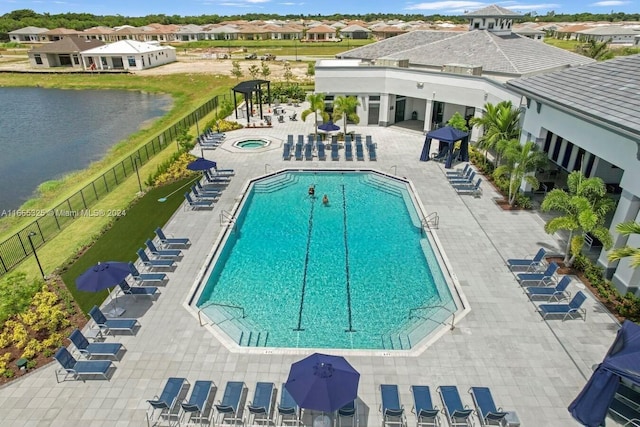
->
[[422, 212, 439, 230], [409, 304, 456, 331], [220, 210, 237, 232]]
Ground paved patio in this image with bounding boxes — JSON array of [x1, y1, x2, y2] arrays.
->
[[0, 105, 624, 426]]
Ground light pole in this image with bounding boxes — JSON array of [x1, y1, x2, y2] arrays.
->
[[295, 39, 298, 61], [27, 232, 45, 280], [133, 155, 143, 193]]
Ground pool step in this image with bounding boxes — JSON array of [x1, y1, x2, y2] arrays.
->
[[201, 304, 269, 347], [362, 174, 422, 229], [253, 173, 299, 194]]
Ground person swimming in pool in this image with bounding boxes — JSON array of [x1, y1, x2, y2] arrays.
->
[[308, 185, 315, 197], [322, 194, 329, 205]]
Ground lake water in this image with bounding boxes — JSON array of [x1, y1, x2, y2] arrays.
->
[[0, 87, 172, 212]]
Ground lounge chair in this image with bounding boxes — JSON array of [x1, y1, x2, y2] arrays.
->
[[147, 377, 190, 427], [88, 305, 139, 335], [145, 239, 182, 259], [454, 178, 482, 196], [446, 163, 470, 177], [128, 262, 167, 284], [287, 135, 294, 145], [289, 112, 297, 121], [345, 139, 354, 161], [336, 400, 358, 427], [431, 146, 449, 161], [525, 276, 572, 302], [410, 386, 440, 427], [53, 347, 113, 382], [118, 281, 159, 298], [214, 168, 235, 176], [278, 384, 300, 426], [248, 382, 275, 425], [380, 384, 405, 427], [295, 142, 303, 161], [215, 381, 246, 426], [181, 380, 215, 426], [317, 140, 326, 160], [304, 142, 314, 160], [365, 135, 373, 147], [538, 291, 587, 321], [368, 142, 378, 161], [468, 387, 508, 426], [155, 227, 190, 248], [68, 328, 124, 360], [331, 142, 340, 161], [506, 248, 547, 271], [195, 182, 223, 197], [278, 115, 285, 123], [449, 170, 475, 184], [184, 192, 214, 210], [191, 185, 220, 201], [298, 135, 304, 145], [437, 386, 473, 427], [137, 248, 176, 269], [355, 141, 365, 161], [204, 169, 232, 182], [517, 262, 558, 286], [283, 142, 292, 160]]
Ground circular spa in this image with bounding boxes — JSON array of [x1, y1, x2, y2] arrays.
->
[[233, 138, 270, 149], [194, 171, 460, 350]]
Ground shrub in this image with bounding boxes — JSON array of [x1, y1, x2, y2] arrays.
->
[[148, 153, 198, 187], [0, 272, 42, 326]]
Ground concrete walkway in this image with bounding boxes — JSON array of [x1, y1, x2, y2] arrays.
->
[[0, 108, 623, 427]]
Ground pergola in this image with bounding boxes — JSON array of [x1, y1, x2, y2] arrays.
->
[[232, 79, 271, 124]]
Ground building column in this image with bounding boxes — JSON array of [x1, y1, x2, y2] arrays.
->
[[423, 99, 433, 133], [379, 94, 391, 127], [598, 189, 640, 294]]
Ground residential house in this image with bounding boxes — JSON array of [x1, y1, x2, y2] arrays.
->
[[339, 24, 371, 40], [306, 24, 339, 41], [42, 28, 79, 42], [82, 26, 115, 42], [81, 40, 176, 71], [28, 36, 104, 68], [8, 26, 49, 43], [514, 27, 545, 40], [203, 24, 240, 40], [577, 25, 640, 44], [370, 25, 408, 40]]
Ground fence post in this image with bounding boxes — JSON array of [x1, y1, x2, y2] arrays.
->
[[80, 189, 87, 209], [103, 174, 109, 192], [92, 181, 99, 200]]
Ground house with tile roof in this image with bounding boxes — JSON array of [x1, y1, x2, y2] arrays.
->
[[339, 24, 371, 40], [507, 54, 640, 294], [80, 40, 176, 70], [42, 28, 80, 42], [27, 36, 104, 68], [577, 25, 640, 44]]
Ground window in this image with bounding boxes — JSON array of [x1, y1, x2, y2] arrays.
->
[[127, 56, 136, 67], [369, 95, 380, 101], [33, 54, 42, 65], [101, 57, 107, 66], [488, 23, 494, 29], [73, 55, 79, 65], [551, 137, 563, 162]]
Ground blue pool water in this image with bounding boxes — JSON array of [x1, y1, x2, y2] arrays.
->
[[197, 171, 455, 349]]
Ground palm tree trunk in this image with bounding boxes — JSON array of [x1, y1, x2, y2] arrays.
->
[[564, 230, 573, 264]]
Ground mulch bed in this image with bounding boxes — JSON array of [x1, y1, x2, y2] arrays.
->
[[0, 275, 87, 386]]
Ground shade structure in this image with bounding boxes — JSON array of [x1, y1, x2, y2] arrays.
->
[[76, 261, 131, 292], [187, 157, 217, 171], [569, 321, 640, 426], [318, 121, 340, 132], [420, 126, 469, 168], [285, 353, 360, 412]]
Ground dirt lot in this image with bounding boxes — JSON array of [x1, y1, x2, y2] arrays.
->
[[0, 51, 311, 81]]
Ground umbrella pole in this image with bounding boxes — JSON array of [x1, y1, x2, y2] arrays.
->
[[104, 286, 125, 317]]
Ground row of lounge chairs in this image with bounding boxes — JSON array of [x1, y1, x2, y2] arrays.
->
[[446, 163, 482, 196], [507, 248, 588, 321], [381, 383, 510, 427], [282, 134, 377, 161], [185, 168, 235, 210], [199, 129, 226, 150], [146, 379, 309, 427]]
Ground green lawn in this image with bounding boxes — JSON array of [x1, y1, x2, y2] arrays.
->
[[60, 177, 196, 313], [176, 38, 372, 56], [544, 38, 582, 51]]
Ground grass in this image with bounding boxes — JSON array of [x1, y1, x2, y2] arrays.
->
[[175, 38, 372, 56], [543, 38, 582, 51], [60, 177, 196, 313]]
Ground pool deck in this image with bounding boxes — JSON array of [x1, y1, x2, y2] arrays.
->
[[0, 106, 624, 426]]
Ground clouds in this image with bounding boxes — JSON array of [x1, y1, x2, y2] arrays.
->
[[590, 0, 631, 5], [404, 1, 560, 13]]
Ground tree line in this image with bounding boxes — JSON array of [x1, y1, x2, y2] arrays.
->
[[2, 8, 640, 35]]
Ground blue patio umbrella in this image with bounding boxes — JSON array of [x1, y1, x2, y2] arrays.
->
[[284, 353, 360, 412], [76, 261, 130, 316], [187, 157, 217, 171], [318, 121, 340, 133]]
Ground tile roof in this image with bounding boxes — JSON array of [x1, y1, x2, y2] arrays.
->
[[9, 26, 48, 34], [82, 40, 174, 55], [30, 36, 105, 53], [578, 25, 640, 35], [339, 30, 593, 76], [307, 25, 336, 34], [508, 54, 640, 136], [465, 4, 522, 17], [43, 28, 79, 35], [340, 24, 371, 33]]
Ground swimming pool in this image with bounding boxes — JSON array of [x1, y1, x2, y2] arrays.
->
[[233, 139, 269, 149], [196, 171, 459, 350]]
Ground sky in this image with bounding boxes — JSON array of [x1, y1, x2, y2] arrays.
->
[[0, 0, 638, 17]]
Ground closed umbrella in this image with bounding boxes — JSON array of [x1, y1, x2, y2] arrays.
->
[[76, 261, 130, 317], [318, 121, 340, 133], [285, 353, 360, 413]]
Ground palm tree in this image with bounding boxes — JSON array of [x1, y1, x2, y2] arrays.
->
[[332, 96, 360, 136], [608, 222, 640, 268], [577, 39, 613, 61], [541, 171, 615, 266], [469, 101, 521, 164], [493, 140, 547, 206], [301, 93, 328, 139]]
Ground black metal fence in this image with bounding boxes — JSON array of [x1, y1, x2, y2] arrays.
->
[[0, 94, 220, 277]]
